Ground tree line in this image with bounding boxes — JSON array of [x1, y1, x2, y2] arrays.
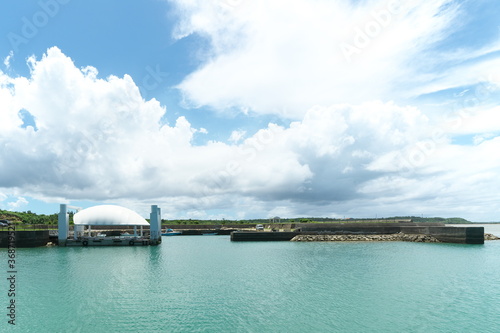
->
[[0, 209, 470, 225]]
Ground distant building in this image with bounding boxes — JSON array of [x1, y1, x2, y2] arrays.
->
[[269, 216, 280, 223]]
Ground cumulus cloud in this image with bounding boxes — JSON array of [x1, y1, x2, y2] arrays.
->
[[0, 47, 311, 208], [155, 0, 500, 221], [1, 46, 499, 221]]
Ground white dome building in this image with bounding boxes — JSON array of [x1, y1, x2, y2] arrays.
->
[[74, 205, 149, 226], [57, 204, 162, 246]]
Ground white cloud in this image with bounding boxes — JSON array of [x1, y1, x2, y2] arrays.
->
[[7, 197, 28, 210], [1, 47, 499, 221], [436, 104, 500, 135], [473, 133, 496, 145], [170, 0, 473, 118], [157, 0, 500, 221], [408, 54, 500, 100], [3, 51, 13, 69], [228, 129, 246, 143], [0, 47, 311, 206]]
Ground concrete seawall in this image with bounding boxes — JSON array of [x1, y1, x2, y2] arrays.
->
[[230, 232, 298, 241], [231, 223, 484, 244], [0, 230, 50, 248], [296, 222, 444, 234], [403, 226, 484, 244]]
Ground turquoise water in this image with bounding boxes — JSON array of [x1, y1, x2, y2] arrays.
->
[[2, 236, 500, 332]]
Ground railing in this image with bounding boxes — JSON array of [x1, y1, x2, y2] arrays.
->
[[0, 224, 58, 231]]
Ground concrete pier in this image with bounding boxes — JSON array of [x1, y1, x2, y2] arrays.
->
[[231, 231, 299, 241], [0, 230, 50, 248], [231, 223, 485, 244]]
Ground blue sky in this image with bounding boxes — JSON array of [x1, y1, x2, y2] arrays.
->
[[0, 0, 500, 221]]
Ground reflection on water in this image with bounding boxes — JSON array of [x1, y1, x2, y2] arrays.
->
[[5, 236, 500, 332]]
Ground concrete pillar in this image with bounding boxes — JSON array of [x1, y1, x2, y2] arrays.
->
[[58, 204, 68, 246], [149, 205, 161, 242]]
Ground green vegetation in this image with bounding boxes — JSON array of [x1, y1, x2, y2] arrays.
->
[[402, 216, 471, 224], [0, 209, 471, 225], [0, 209, 59, 224], [161, 216, 472, 225]]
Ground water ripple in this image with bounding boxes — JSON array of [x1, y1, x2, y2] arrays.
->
[[5, 237, 500, 332]]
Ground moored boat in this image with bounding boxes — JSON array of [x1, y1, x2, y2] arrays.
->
[[162, 228, 182, 236]]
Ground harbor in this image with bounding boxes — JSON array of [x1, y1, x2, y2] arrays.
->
[[1, 208, 496, 248], [6, 234, 500, 332]]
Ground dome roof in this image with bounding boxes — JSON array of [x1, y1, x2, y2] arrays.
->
[[74, 205, 149, 226]]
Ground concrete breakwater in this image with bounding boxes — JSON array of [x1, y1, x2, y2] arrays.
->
[[231, 223, 486, 244], [296, 223, 485, 244], [291, 233, 440, 242]]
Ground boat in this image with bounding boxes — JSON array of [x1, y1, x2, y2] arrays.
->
[[162, 228, 182, 236]]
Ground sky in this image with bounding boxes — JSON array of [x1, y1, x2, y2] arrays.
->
[[0, 0, 499, 221]]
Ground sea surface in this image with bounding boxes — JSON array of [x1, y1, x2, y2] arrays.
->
[[2, 231, 500, 332]]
